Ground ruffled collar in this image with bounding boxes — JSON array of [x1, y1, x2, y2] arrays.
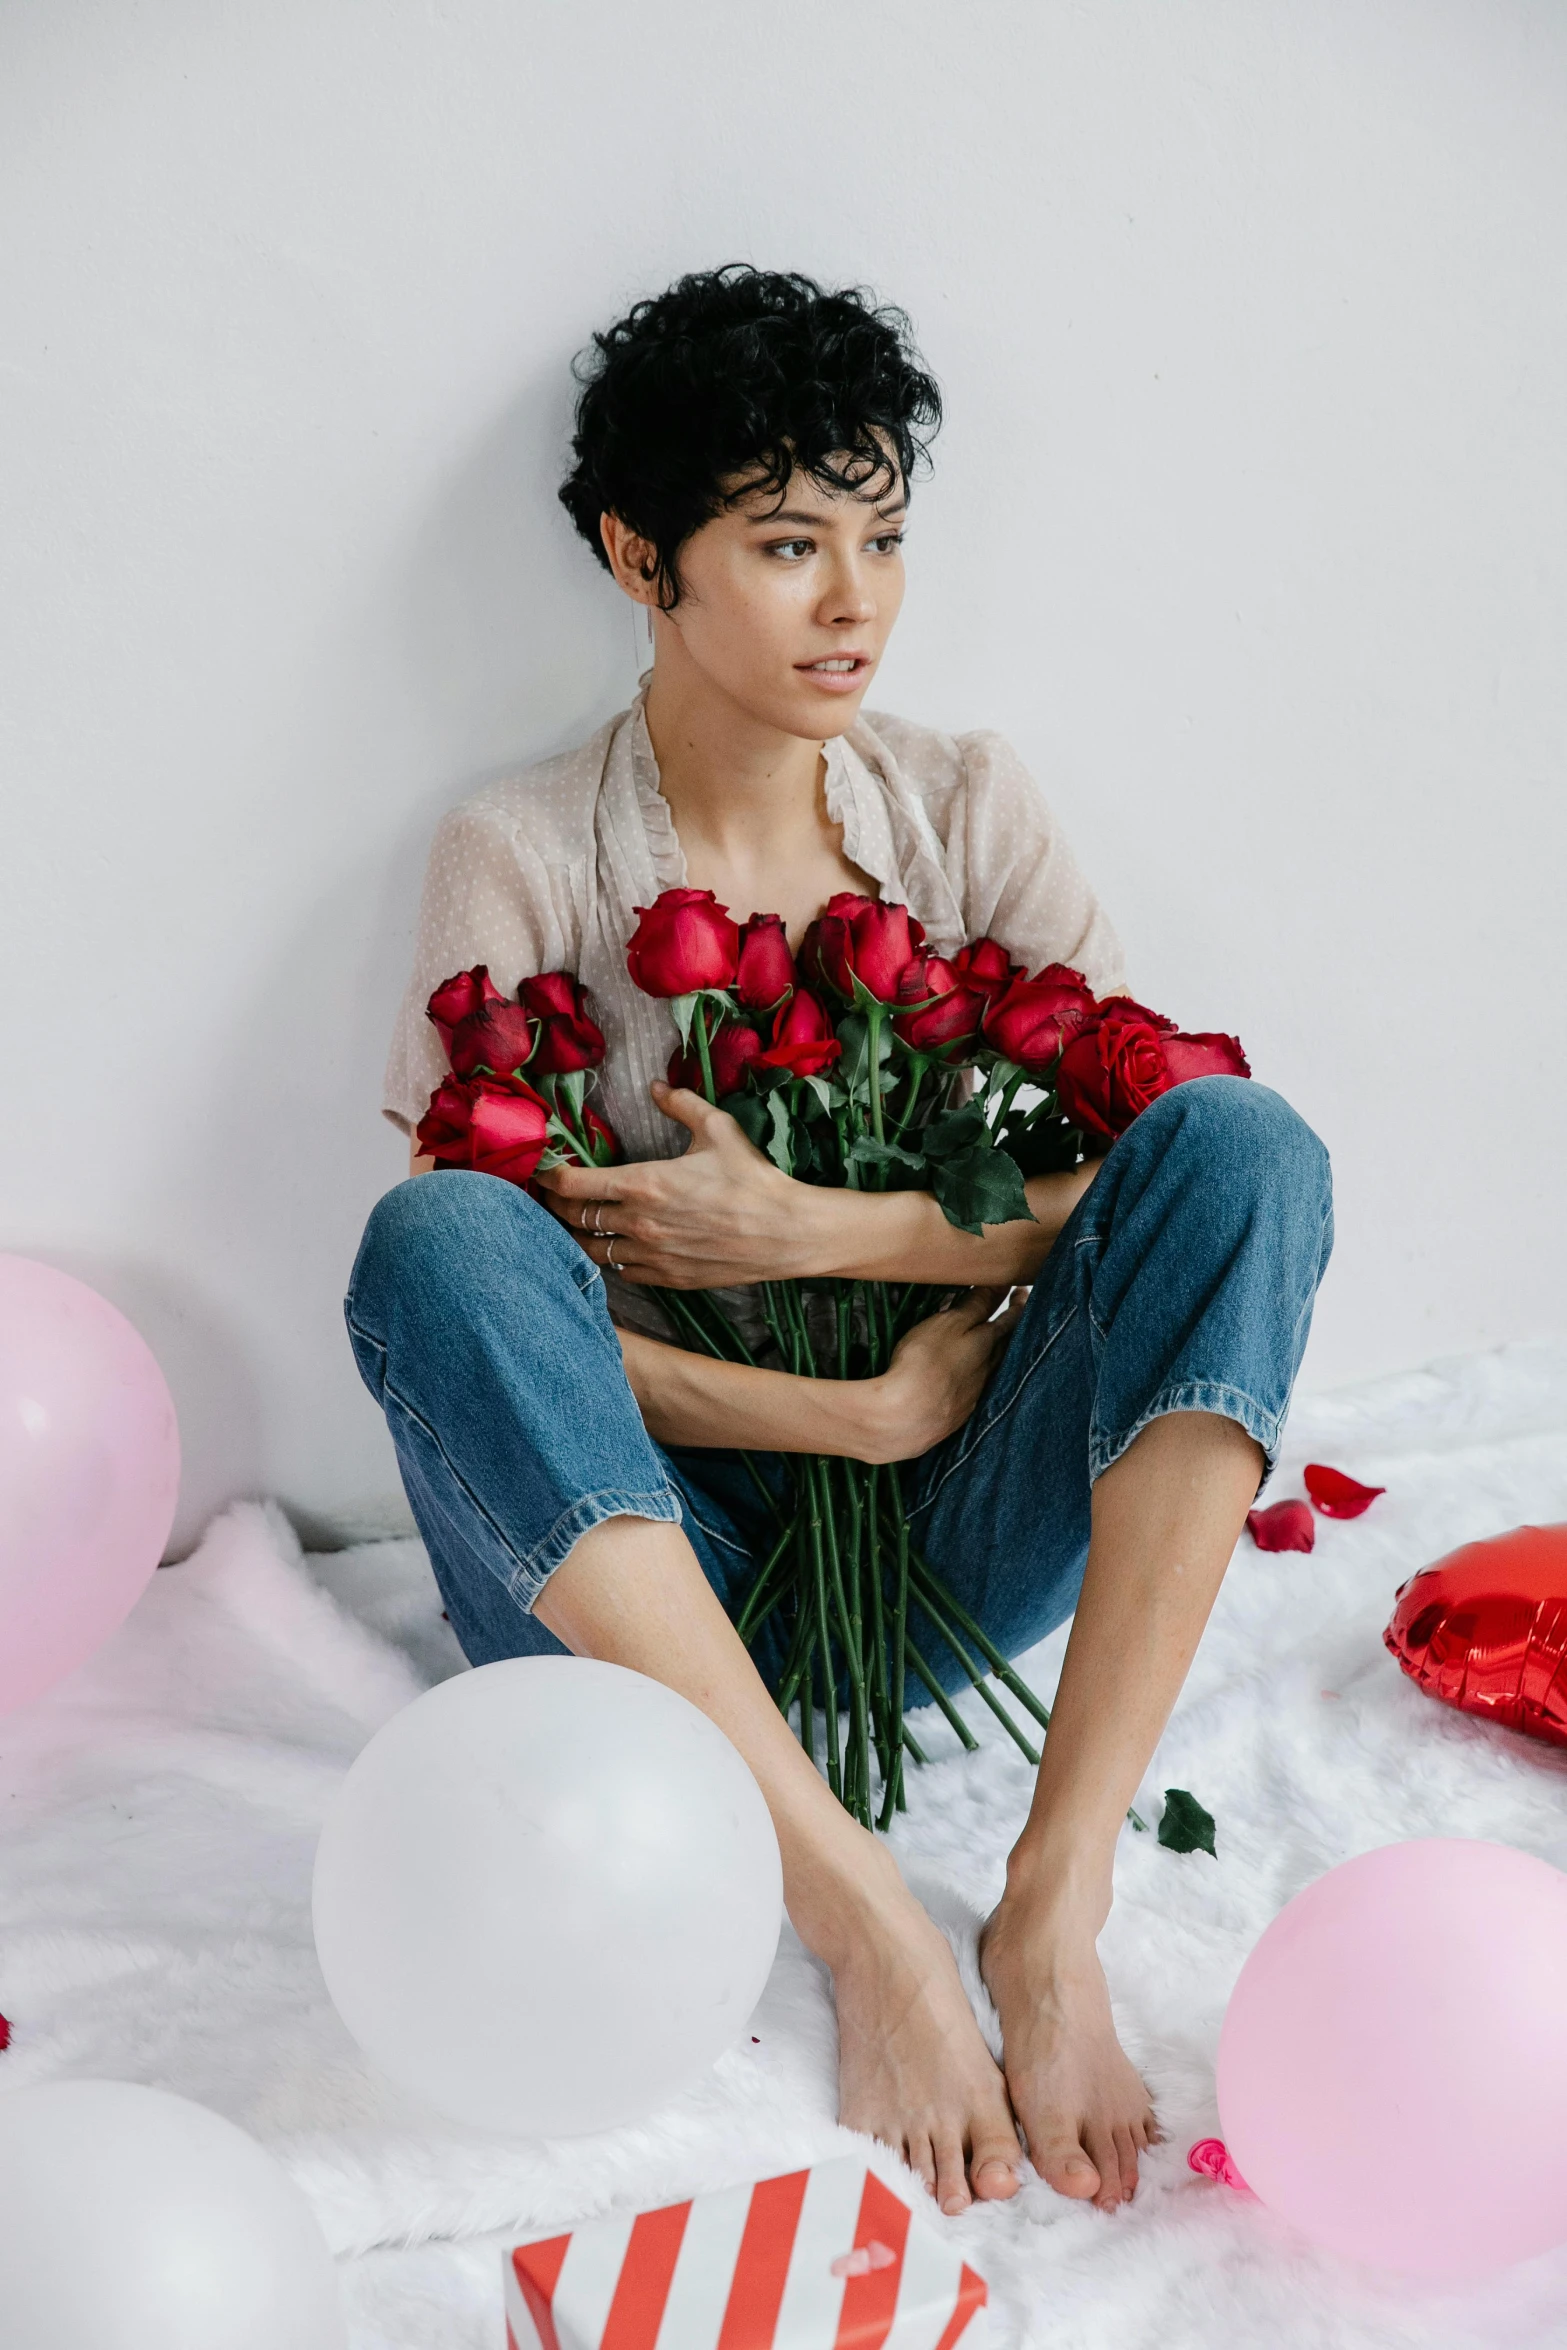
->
[[625, 680, 905, 907]]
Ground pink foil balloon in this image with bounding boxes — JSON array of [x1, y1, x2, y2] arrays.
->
[[1217, 1839, 1567, 2277], [0, 1256, 179, 1713]]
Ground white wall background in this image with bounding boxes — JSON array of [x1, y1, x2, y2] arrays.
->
[[4, 0, 1564, 1556]]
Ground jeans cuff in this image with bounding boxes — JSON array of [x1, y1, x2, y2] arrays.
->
[[1090, 1379, 1283, 1488], [510, 1483, 686, 1612]]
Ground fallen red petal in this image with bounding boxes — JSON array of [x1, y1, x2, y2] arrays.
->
[[1246, 1499, 1316, 1552], [1304, 1462, 1386, 1518], [0, 2013, 10, 2051]]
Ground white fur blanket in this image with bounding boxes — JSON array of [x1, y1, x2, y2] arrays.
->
[[2, 1341, 1567, 2348]]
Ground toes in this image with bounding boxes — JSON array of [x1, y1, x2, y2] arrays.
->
[[933, 2133, 971, 2216], [1031, 2127, 1101, 2202], [1083, 2126, 1124, 2211], [970, 2135, 1023, 2204], [1112, 2123, 1141, 2202], [906, 2132, 937, 2199]]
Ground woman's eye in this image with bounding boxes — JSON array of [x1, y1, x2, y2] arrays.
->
[[766, 538, 814, 560], [870, 532, 906, 555]]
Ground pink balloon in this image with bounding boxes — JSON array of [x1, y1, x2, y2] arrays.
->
[[0, 1256, 180, 1714], [1218, 1838, 1567, 2277]]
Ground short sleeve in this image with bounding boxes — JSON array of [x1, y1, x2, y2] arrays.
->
[[380, 800, 576, 1136], [954, 729, 1128, 995]]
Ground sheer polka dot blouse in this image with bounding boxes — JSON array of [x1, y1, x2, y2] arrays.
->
[[381, 686, 1127, 1337]]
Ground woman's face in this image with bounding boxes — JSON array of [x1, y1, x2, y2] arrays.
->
[[602, 460, 907, 739]]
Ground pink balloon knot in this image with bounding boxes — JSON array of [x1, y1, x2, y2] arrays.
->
[[1188, 2138, 1250, 2193], [831, 2240, 898, 2278]]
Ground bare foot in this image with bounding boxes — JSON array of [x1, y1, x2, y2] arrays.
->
[[979, 1879, 1159, 2212], [819, 1850, 1025, 2217]]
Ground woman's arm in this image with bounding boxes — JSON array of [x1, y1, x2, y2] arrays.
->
[[619, 1287, 1025, 1463], [536, 1079, 1098, 1291]]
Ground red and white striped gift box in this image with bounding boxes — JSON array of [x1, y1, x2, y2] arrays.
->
[[504, 2156, 988, 2350]]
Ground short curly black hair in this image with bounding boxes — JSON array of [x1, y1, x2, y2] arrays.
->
[[558, 264, 942, 608]]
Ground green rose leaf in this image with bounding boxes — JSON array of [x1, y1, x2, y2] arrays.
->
[[846, 1135, 926, 1175], [721, 1091, 771, 1152], [764, 1090, 795, 1174], [836, 1010, 893, 1094], [919, 1103, 990, 1162], [1158, 1788, 1217, 1858], [667, 991, 700, 1050], [929, 1144, 1036, 1236]]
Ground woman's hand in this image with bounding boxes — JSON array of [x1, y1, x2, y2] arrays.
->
[[866, 1287, 1029, 1462], [615, 1286, 1028, 1464], [535, 1078, 818, 1287]]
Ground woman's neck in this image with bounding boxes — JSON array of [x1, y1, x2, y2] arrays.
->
[[638, 633, 881, 940], [641, 656, 826, 865]]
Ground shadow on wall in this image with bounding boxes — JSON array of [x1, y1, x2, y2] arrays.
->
[[151, 363, 639, 1557]]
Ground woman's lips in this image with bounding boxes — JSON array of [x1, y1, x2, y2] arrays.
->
[[795, 654, 872, 694]]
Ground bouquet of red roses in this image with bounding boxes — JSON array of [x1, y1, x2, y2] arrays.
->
[[414, 965, 622, 1185], [619, 887, 1248, 1829], [415, 895, 1248, 1834]]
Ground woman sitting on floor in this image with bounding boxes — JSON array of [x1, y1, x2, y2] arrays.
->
[[348, 264, 1333, 2219]]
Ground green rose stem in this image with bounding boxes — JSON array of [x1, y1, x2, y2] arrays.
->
[[692, 995, 718, 1104], [903, 1638, 979, 1751]]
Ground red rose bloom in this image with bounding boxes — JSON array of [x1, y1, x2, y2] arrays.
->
[[735, 913, 796, 1011], [1161, 1031, 1251, 1084], [799, 893, 926, 1004], [892, 955, 989, 1053], [667, 1018, 764, 1097], [414, 1075, 476, 1160], [950, 937, 1020, 1003], [519, 972, 606, 1075], [756, 988, 842, 1078], [448, 999, 537, 1080], [426, 964, 505, 1052], [1102, 993, 1179, 1035], [415, 1074, 552, 1186], [1054, 1009, 1174, 1136], [981, 966, 1097, 1073], [626, 888, 741, 996]]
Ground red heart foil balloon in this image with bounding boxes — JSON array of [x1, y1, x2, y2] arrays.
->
[[1384, 1524, 1567, 1748]]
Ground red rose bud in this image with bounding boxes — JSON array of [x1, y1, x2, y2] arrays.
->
[[414, 1075, 475, 1161], [1101, 993, 1179, 1034], [756, 988, 843, 1078], [981, 966, 1097, 1074], [448, 999, 537, 1079], [415, 1075, 552, 1187], [951, 936, 1022, 1002], [735, 913, 796, 1010], [0, 2010, 11, 2051], [1304, 1462, 1385, 1518], [519, 972, 606, 1074], [426, 964, 505, 1051], [800, 892, 927, 1004], [1162, 1031, 1251, 1084], [1246, 1499, 1316, 1552], [1054, 1009, 1173, 1136], [892, 955, 988, 1052], [468, 1079, 553, 1185], [626, 887, 741, 996], [667, 1018, 763, 1096]]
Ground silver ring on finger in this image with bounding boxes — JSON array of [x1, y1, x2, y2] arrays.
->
[[606, 1234, 621, 1271], [587, 1200, 604, 1235]]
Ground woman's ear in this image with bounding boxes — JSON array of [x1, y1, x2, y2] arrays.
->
[[599, 511, 660, 604]]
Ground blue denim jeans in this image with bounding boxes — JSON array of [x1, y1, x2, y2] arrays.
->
[[344, 1078, 1332, 1696]]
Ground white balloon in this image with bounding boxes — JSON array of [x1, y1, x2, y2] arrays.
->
[[0, 2080, 345, 2350], [312, 1655, 782, 2136]]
